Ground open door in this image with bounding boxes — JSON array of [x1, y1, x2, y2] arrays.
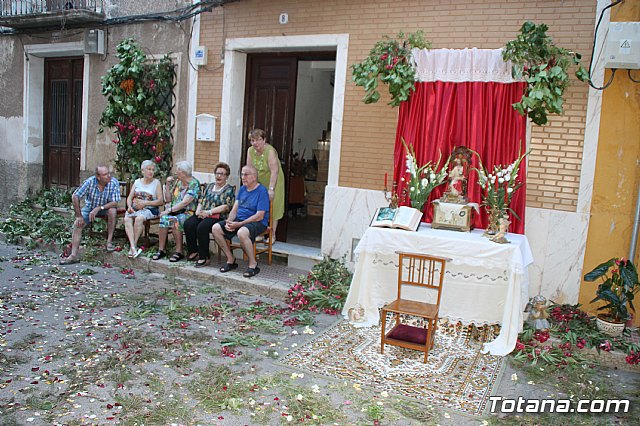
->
[[243, 54, 298, 242]]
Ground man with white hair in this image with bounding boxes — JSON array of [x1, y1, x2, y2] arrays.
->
[[212, 164, 269, 277], [61, 165, 121, 264]]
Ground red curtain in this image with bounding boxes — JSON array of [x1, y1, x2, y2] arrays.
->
[[393, 81, 528, 234]]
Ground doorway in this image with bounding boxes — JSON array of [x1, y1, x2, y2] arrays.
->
[[43, 57, 83, 189], [242, 53, 335, 247]]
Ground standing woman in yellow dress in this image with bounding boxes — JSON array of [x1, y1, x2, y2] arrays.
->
[[247, 128, 285, 240]]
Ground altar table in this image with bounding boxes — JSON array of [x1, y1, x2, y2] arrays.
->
[[342, 224, 534, 356]]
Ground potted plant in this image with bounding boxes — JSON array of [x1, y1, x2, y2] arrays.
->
[[583, 257, 639, 336], [502, 21, 589, 125], [352, 30, 431, 107]]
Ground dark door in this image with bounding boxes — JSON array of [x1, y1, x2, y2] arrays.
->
[[243, 55, 298, 242], [44, 57, 83, 189]]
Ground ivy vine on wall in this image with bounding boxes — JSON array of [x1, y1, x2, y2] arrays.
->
[[99, 38, 175, 179]]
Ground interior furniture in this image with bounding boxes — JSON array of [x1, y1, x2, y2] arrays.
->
[[342, 223, 533, 356], [380, 252, 449, 363]]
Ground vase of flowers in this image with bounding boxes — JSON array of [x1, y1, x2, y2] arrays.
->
[[474, 150, 528, 236], [401, 139, 449, 213], [583, 257, 639, 336]]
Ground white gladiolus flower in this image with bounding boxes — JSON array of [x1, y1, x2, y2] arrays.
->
[[504, 174, 511, 181], [410, 187, 415, 192], [498, 178, 505, 184], [507, 187, 514, 193], [421, 178, 428, 187], [430, 173, 436, 180]]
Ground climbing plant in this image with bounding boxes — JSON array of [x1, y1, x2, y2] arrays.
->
[[99, 38, 175, 179]]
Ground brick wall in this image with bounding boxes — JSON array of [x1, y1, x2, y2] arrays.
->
[[196, 0, 596, 211]]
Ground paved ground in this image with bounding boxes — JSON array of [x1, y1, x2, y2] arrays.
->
[[0, 240, 638, 426]]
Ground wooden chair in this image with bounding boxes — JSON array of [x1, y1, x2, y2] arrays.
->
[[227, 200, 273, 265], [380, 252, 449, 363]]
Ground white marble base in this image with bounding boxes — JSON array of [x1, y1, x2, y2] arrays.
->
[[524, 207, 588, 303], [321, 186, 588, 302], [321, 186, 387, 264]]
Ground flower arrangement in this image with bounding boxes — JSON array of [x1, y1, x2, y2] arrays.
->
[[513, 304, 640, 367], [474, 150, 528, 232], [287, 257, 352, 315], [502, 21, 589, 125], [583, 257, 639, 323], [352, 30, 431, 107], [401, 139, 449, 211], [99, 38, 175, 180]]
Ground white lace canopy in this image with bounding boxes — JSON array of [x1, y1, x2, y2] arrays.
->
[[411, 48, 518, 83]]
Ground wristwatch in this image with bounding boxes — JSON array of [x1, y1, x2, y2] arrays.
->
[[100, 205, 105, 211], [269, 186, 274, 190]]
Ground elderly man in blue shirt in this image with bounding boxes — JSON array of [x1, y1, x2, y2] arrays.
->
[[212, 164, 270, 278], [61, 165, 121, 264]]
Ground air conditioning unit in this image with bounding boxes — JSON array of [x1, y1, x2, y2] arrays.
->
[[84, 29, 105, 55], [603, 22, 640, 69]]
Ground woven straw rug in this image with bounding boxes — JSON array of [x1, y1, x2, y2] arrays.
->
[[279, 320, 504, 416]]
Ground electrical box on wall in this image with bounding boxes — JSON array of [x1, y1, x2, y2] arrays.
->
[[193, 46, 208, 66], [84, 29, 105, 55], [196, 114, 217, 141], [604, 22, 640, 69]]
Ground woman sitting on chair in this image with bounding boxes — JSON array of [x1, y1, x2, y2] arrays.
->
[[153, 161, 200, 262], [124, 160, 163, 258], [183, 162, 236, 268]]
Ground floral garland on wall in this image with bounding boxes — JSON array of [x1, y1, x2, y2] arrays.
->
[[351, 31, 431, 107], [99, 38, 175, 180], [352, 23, 588, 126]]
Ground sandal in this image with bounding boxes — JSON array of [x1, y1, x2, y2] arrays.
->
[[186, 253, 199, 261], [219, 261, 238, 273], [60, 256, 80, 265], [132, 248, 143, 259], [169, 252, 185, 262], [152, 250, 166, 261], [243, 266, 260, 278], [195, 258, 210, 268]]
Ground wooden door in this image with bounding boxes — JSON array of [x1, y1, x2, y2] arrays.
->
[[243, 55, 298, 242], [44, 57, 83, 189]]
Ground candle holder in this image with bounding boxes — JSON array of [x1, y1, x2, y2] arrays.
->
[[383, 182, 399, 209]]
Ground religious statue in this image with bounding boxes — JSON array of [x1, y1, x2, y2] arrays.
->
[[525, 295, 550, 331], [490, 217, 511, 244], [441, 146, 472, 204]]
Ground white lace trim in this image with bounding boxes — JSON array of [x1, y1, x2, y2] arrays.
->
[[412, 48, 519, 83]]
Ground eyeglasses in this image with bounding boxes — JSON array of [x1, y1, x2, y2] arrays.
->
[[214, 172, 227, 176]]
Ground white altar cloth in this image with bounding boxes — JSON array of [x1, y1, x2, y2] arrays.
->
[[342, 224, 533, 356]]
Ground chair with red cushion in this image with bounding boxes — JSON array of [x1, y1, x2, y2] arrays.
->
[[380, 251, 449, 363]]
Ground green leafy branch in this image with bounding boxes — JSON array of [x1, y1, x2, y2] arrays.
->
[[352, 31, 431, 107], [503, 21, 589, 125]]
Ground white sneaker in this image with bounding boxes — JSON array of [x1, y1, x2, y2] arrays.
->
[[133, 248, 143, 259]]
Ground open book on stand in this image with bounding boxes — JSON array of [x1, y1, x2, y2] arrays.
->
[[370, 206, 422, 232]]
